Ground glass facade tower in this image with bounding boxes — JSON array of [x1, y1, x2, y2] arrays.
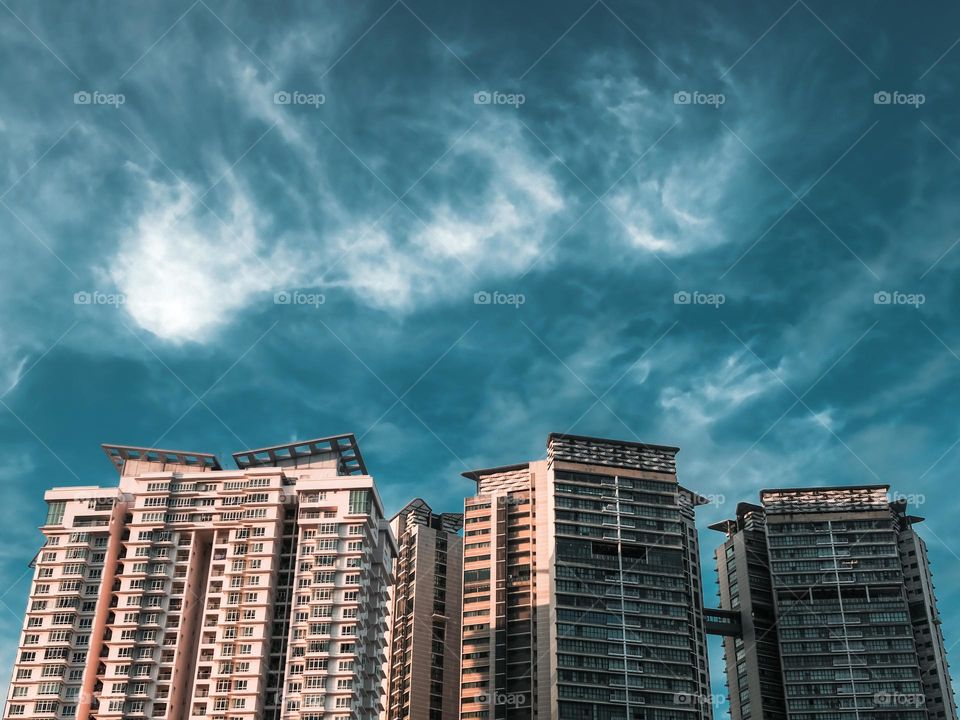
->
[[712, 485, 957, 720]]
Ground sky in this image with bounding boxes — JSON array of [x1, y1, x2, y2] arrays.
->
[[2, 0, 960, 714]]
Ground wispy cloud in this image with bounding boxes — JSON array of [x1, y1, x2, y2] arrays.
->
[[660, 349, 785, 424], [327, 120, 564, 310]]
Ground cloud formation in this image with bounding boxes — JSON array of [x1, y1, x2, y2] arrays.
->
[[109, 177, 286, 343]]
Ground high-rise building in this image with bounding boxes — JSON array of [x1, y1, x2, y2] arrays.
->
[[459, 433, 713, 720], [2, 435, 395, 720], [711, 485, 958, 720], [385, 499, 463, 720]]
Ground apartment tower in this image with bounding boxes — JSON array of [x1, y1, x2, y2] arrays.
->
[[459, 433, 713, 720], [712, 485, 958, 720], [385, 499, 463, 720], [3, 435, 395, 720]]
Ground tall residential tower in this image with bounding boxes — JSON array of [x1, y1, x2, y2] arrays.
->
[[459, 433, 713, 720], [711, 485, 958, 720], [3, 435, 395, 720], [385, 499, 463, 720]]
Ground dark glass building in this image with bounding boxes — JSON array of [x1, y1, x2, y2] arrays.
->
[[711, 485, 957, 720]]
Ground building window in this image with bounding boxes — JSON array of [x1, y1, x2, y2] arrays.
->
[[348, 491, 371, 516], [45, 502, 66, 526]]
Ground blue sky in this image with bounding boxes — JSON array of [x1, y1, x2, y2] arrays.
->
[[2, 0, 960, 712]]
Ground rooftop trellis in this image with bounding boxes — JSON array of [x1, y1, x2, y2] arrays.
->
[[101, 444, 222, 474], [232, 434, 366, 475], [760, 485, 891, 513]]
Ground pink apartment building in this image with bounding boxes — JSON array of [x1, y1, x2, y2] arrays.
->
[[2, 435, 395, 720]]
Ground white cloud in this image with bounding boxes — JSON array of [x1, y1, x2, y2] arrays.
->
[[807, 408, 838, 433], [0, 325, 29, 396], [1, 354, 27, 396], [660, 350, 783, 424], [607, 131, 739, 255], [108, 117, 565, 341], [573, 68, 743, 257], [108, 177, 288, 344], [326, 122, 565, 311]]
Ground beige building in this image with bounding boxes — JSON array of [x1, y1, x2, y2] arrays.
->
[[3, 435, 395, 720], [459, 433, 713, 720], [385, 499, 463, 720]]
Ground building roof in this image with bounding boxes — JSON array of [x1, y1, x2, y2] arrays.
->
[[391, 497, 433, 522], [708, 502, 764, 533], [391, 498, 464, 532], [548, 432, 679, 474], [232, 434, 366, 475], [461, 433, 682, 482], [548, 432, 680, 454], [460, 462, 530, 482], [101, 444, 222, 474], [759, 484, 889, 495], [760, 485, 894, 515]]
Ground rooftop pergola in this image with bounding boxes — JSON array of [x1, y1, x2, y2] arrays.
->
[[101, 444, 222, 474], [232, 434, 366, 475]]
